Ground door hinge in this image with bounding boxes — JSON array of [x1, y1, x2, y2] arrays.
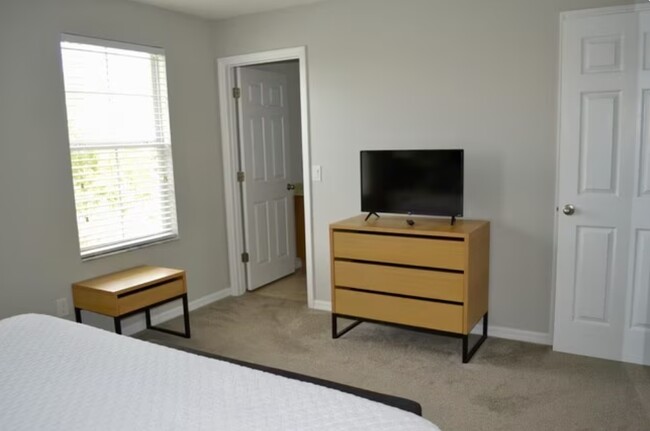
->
[[232, 87, 241, 99], [241, 252, 249, 263], [237, 171, 245, 182]]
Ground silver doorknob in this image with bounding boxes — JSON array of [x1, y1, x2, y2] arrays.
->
[[286, 183, 295, 191], [562, 204, 575, 216]]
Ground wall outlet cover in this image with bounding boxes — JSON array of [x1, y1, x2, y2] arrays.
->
[[56, 298, 69, 317]]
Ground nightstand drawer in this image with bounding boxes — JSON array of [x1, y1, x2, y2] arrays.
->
[[334, 288, 463, 333], [334, 261, 464, 302], [333, 231, 465, 270], [117, 278, 185, 315]]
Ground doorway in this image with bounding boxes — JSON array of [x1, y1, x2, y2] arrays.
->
[[237, 61, 304, 291], [217, 47, 314, 308], [553, 7, 650, 365]]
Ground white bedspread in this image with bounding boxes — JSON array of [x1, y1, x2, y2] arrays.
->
[[0, 314, 440, 431]]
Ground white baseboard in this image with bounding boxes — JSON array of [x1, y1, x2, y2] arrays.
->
[[312, 300, 332, 312], [471, 323, 552, 345], [123, 288, 231, 335], [310, 300, 551, 345]]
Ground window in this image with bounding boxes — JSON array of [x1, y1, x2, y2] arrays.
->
[[60, 35, 178, 259]]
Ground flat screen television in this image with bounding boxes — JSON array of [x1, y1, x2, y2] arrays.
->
[[361, 149, 464, 221]]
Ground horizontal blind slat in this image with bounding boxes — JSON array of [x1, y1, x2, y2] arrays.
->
[[79, 223, 177, 240], [79, 232, 177, 257], [74, 197, 176, 217], [71, 172, 172, 183], [80, 232, 177, 255], [80, 229, 177, 244], [78, 218, 177, 232], [70, 142, 170, 150], [77, 216, 177, 232], [71, 160, 170, 170], [78, 217, 177, 232], [73, 187, 176, 201]]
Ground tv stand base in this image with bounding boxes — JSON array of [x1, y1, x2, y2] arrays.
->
[[451, 216, 456, 226], [364, 212, 380, 222]]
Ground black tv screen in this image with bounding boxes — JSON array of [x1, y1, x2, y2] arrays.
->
[[361, 150, 464, 217]]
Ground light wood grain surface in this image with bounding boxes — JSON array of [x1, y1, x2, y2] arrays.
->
[[72, 265, 187, 317], [330, 214, 488, 238], [463, 223, 490, 333], [333, 231, 466, 271], [73, 265, 184, 295], [334, 260, 464, 302], [335, 288, 463, 333]]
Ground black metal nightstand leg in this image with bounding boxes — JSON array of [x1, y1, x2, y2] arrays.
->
[[144, 294, 191, 339], [114, 317, 122, 335], [74, 308, 82, 323], [182, 294, 191, 338]]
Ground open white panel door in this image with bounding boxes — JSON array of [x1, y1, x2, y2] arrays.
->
[[554, 10, 650, 365], [237, 66, 296, 291], [626, 10, 650, 364]]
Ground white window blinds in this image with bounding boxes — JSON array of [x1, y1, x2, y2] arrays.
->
[[60, 35, 178, 259]]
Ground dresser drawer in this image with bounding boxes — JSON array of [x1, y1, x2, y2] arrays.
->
[[117, 278, 185, 315], [333, 231, 465, 270], [334, 288, 463, 333], [334, 261, 464, 302]]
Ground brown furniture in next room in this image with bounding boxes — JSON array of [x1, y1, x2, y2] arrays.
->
[[72, 265, 190, 338], [330, 215, 490, 363], [295, 194, 306, 265]]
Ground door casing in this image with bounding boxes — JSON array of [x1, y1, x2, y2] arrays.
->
[[217, 47, 314, 307]]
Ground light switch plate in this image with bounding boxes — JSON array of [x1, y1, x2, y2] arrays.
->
[[312, 165, 322, 182]]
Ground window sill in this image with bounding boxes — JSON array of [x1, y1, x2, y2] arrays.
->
[[80, 234, 180, 262]]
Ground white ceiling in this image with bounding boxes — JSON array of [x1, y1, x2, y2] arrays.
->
[[130, 0, 328, 20]]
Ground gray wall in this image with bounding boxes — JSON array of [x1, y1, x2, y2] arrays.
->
[[211, 0, 632, 334], [0, 0, 635, 336], [0, 0, 229, 328]]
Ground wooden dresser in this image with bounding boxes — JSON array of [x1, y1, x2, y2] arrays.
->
[[330, 215, 490, 362]]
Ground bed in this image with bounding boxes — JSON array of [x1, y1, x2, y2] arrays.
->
[[0, 314, 440, 430]]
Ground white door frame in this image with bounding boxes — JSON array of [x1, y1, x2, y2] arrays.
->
[[217, 47, 315, 308]]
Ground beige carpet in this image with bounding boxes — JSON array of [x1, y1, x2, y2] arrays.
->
[[138, 272, 650, 430]]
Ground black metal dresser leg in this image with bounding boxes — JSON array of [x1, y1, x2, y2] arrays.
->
[[331, 314, 362, 339], [462, 312, 488, 363]]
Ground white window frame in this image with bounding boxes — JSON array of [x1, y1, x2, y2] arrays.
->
[[60, 34, 179, 260]]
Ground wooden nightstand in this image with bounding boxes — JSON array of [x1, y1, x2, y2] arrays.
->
[[72, 265, 190, 338]]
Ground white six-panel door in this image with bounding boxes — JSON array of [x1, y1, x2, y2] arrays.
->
[[554, 9, 650, 365], [626, 11, 650, 364], [237, 67, 296, 291]]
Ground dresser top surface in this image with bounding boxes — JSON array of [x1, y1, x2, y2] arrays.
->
[[330, 215, 488, 238]]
